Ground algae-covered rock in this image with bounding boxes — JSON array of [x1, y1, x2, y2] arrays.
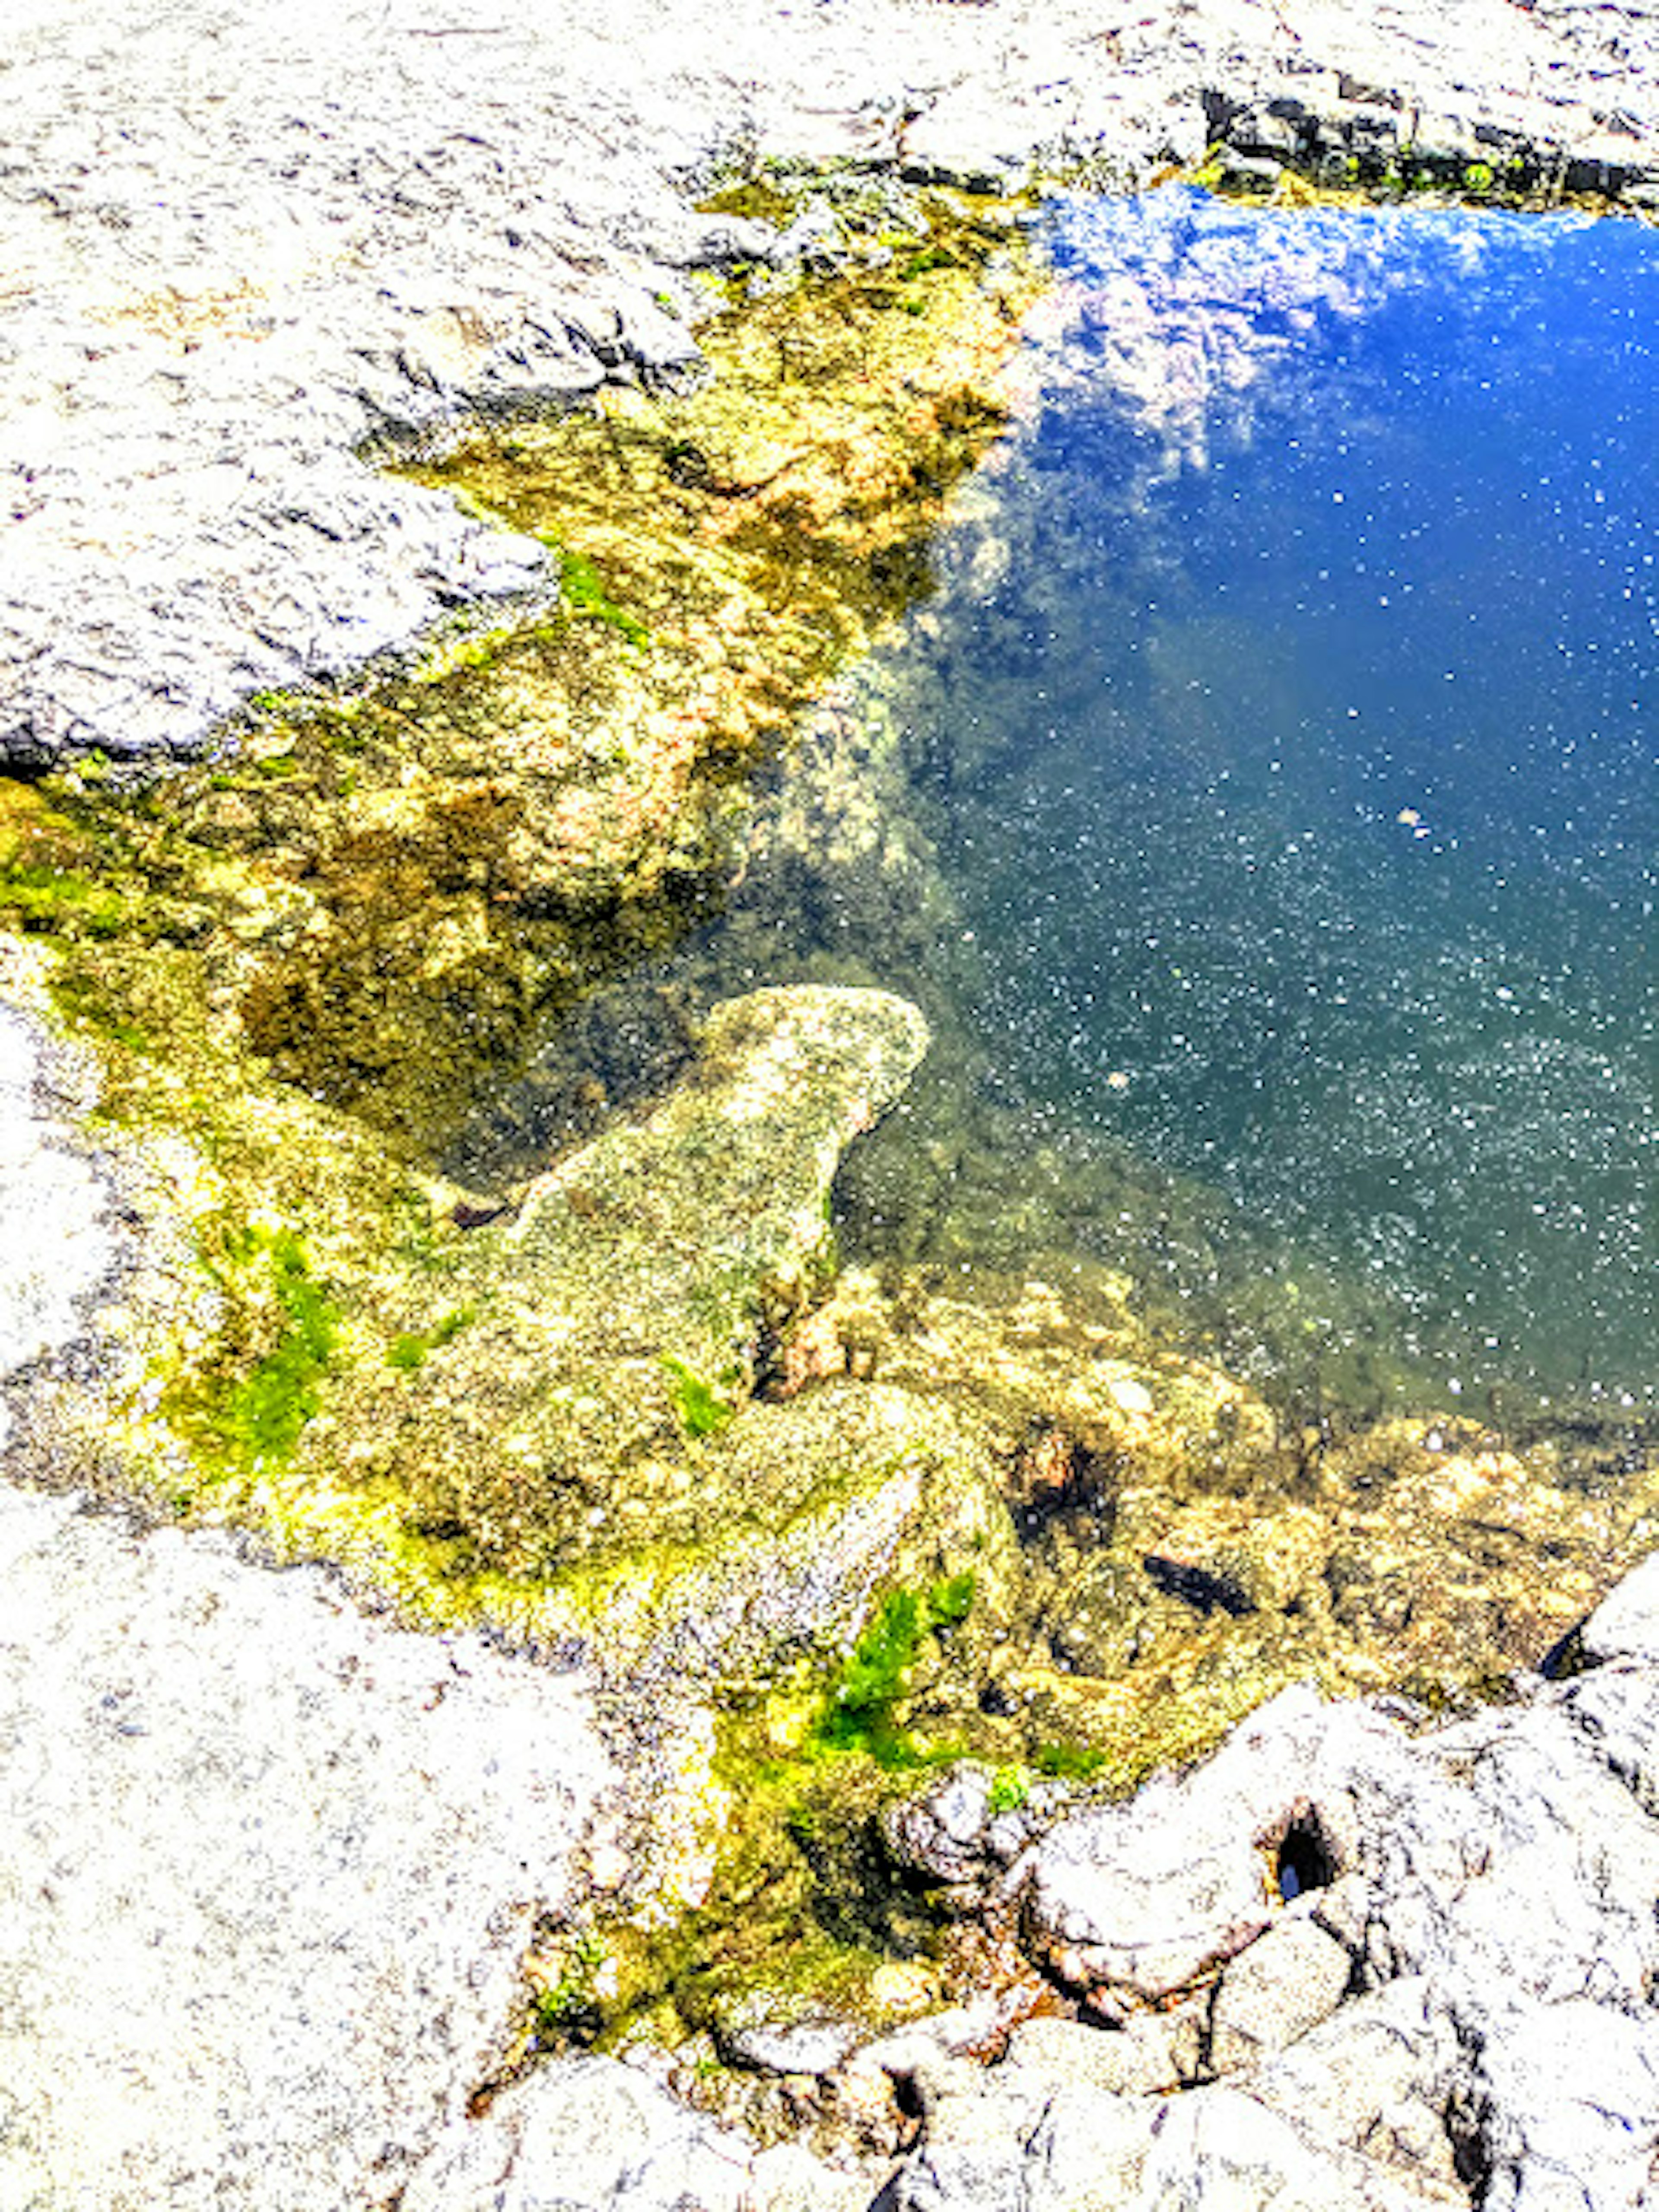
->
[[573, 1379, 1017, 1690], [340, 984, 931, 1583], [771, 1258, 1659, 1791]]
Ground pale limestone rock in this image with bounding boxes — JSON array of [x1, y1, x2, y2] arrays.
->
[[1207, 1913, 1354, 2073], [1001, 2009, 1203, 2096], [0, 1489, 612, 2212], [1580, 1553, 1659, 1666]]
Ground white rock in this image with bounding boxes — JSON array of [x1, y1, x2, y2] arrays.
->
[[1208, 1913, 1354, 2073], [1580, 1553, 1659, 1666], [0, 1492, 613, 2211]]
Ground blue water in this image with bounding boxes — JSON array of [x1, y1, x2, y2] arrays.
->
[[872, 192, 1657, 1416]]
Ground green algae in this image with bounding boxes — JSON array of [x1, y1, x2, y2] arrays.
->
[[661, 1354, 738, 1441], [210, 1227, 339, 1465], [388, 1305, 475, 1372], [812, 1572, 978, 1768], [1032, 1741, 1110, 1782], [0, 782, 128, 941], [545, 542, 652, 646], [529, 1581, 990, 2070]]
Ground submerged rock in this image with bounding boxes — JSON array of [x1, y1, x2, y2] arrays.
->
[[768, 1257, 1659, 1792], [336, 984, 933, 1585]]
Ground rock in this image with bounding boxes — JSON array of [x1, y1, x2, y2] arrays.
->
[[1207, 1913, 1353, 2073], [1065, 2084, 1465, 2210], [896, 2069, 1465, 2209], [0, 968, 118, 1453], [0, 1489, 612, 2212], [1246, 1978, 1468, 2194], [329, 984, 936, 1586], [1023, 1685, 1365, 2007], [1579, 1552, 1659, 1665], [884, 2063, 1060, 2212], [1000, 2009, 1203, 2095], [725, 2016, 863, 2079], [890, 1619, 1659, 2208], [401, 2053, 866, 2211], [883, 1762, 1004, 1887], [725, 2017, 862, 2079], [881, 1760, 1059, 1892]]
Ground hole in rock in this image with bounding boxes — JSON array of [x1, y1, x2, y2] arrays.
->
[[1275, 1809, 1339, 1901]]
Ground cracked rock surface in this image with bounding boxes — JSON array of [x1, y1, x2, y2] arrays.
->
[[862, 1567, 1659, 2209]]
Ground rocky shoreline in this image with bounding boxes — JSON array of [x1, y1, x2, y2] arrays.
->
[[4, 0, 1656, 770], [3, 0, 1659, 2204], [426, 1557, 1659, 2210]]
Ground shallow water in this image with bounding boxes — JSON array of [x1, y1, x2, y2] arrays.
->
[[483, 190, 1659, 1426], [827, 190, 1657, 1421]]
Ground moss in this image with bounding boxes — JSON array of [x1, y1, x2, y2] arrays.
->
[[1032, 1740, 1110, 1782]]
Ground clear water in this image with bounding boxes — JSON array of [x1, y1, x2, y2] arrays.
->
[[878, 191, 1657, 1417], [474, 190, 1658, 1428]]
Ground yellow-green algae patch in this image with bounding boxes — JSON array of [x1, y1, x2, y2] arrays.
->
[[2, 187, 1041, 1166], [0, 177, 1046, 1648]]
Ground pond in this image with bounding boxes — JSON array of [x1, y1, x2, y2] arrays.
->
[[481, 188, 1659, 1434]]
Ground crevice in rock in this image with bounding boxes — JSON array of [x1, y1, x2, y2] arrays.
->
[[1445, 2022, 1496, 2204], [1267, 1804, 1341, 1902]]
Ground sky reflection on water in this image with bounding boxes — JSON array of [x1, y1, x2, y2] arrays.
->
[[893, 190, 1656, 1412]]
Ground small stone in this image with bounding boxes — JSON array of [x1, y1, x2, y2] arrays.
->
[[1001, 2008, 1202, 2095], [726, 2018, 861, 2079], [1208, 1915, 1354, 2074]]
